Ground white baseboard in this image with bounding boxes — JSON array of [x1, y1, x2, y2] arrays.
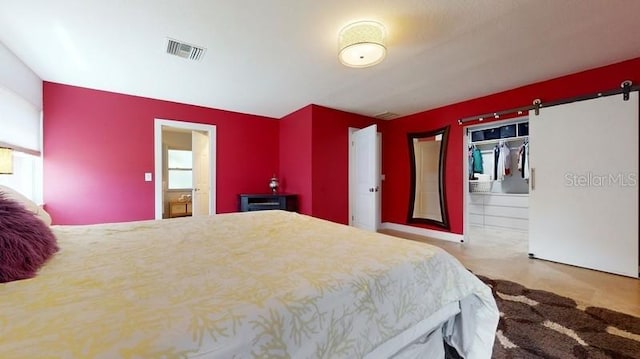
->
[[380, 222, 464, 243]]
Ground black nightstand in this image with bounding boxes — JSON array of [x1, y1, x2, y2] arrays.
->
[[238, 194, 298, 212]]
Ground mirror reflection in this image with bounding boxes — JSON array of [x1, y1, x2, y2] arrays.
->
[[407, 126, 450, 229]]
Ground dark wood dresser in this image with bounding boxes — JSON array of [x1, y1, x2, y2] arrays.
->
[[238, 193, 298, 212]]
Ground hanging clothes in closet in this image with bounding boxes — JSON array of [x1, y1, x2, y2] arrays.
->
[[469, 144, 484, 178], [496, 141, 511, 181], [468, 146, 474, 180], [518, 140, 530, 179], [493, 145, 499, 180], [469, 144, 483, 177]]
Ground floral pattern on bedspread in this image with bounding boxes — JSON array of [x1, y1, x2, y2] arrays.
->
[[0, 211, 492, 358]]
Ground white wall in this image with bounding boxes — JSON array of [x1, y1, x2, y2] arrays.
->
[[0, 41, 43, 202], [0, 41, 43, 153], [0, 41, 41, 109]]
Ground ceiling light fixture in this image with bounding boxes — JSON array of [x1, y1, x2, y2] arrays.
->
[[338, 21, 387, 68], [0, 147, 13, 174]]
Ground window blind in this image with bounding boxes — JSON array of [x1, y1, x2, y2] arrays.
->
[[0, 85, 41, 154]]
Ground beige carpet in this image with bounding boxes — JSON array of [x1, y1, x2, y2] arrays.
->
[[478, 276, 640, 359]]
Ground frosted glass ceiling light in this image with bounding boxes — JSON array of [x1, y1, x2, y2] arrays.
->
[[339, 21, 387, 68]]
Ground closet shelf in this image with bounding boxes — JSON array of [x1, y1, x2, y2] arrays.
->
[[470, 135, 528, 146]]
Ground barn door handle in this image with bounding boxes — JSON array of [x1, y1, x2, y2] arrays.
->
[[530, 168, 535, 190]]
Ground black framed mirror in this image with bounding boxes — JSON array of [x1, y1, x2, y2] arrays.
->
[[407, 126, 450, 229]]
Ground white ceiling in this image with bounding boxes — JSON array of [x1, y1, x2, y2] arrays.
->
[[1, 0, 639, 119]]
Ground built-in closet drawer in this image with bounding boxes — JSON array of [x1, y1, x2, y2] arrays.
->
[[467, 194, 485, 225], [468, 203, 484, 215], [483, 205, 528, 219], [467, 194, 484, 212], [484, 216, 528, 231], [468, 214, 484, 226], [468, 193, 484, 205], [468, 193, 529, 231], [483, 195, 528, 208]]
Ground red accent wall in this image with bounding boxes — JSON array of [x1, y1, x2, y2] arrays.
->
[[311, 105, 377, 224], [278, 104, 377, 224], [278, 105, 313, 215], [43, 57, 640, 227], [381, 57, 640, 235], [43, 82, 279, 224]]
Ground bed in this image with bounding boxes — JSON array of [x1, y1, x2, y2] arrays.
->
[[0, 210, 498, 358]]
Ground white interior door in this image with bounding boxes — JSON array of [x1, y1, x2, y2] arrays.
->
[[192, 131, 210, 216], [529, 92, 638, 277], [352, 124, 379, 231]]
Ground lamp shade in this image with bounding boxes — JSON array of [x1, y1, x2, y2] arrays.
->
[[338, 21, 387, 68], [0, 147, 12, 174]]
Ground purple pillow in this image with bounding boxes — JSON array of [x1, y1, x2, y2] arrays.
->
[[0, 194, 58, 283]]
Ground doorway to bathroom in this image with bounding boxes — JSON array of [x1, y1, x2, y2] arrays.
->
[[153, 119, 216, 219]]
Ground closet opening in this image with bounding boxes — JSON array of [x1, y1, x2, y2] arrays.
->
[[459, 86, 637, 277], [463, 116, 530, 248]]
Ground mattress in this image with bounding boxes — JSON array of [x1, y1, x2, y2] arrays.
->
[[0, 210, 498, 358]]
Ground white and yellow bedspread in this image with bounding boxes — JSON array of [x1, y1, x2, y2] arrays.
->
[[0, 211, 497, 358]]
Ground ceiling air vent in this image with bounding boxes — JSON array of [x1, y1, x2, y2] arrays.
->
[[166, 38, 206, 61], [374, 111, 399, 120]]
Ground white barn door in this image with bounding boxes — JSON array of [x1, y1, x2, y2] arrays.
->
[[529, 92, 638, 277]]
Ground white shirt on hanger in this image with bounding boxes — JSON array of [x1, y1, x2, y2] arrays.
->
[[497, 142, 511, 181]]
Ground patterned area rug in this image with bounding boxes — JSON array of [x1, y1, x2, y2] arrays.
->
[[477, 276, 640, 358]]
